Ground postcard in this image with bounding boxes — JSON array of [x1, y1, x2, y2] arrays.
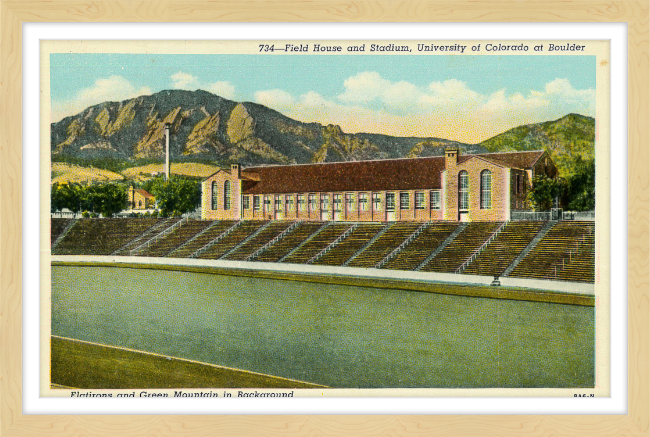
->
[[41, 39, 610, 398]]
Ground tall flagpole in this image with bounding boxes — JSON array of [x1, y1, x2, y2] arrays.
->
[[164, 122, 171, 181]]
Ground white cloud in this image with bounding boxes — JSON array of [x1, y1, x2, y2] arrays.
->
[[253, 73, 595, 143], [422, 79, 482, 107], [339, 71, 389, 103], [254, 89, 295, 108], [51, 75, 151, 122], [171, 71, 236, 100], [338, 72, 419, 113], [170, 72, 199, 90], [206, 81, 236, 99]]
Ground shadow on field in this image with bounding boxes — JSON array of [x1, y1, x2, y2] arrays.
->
[[51, 336, 324, 389]]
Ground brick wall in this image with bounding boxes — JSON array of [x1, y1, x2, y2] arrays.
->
[[239, 189, 442, 222], [444, 157, 509, 221], [201, 168, 241, 220]]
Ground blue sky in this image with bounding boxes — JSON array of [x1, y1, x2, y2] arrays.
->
[[50, 53, 596, 143]]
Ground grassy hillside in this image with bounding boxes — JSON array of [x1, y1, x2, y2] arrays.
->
[[480, 113, 595, 177], [121, 162, 221, 181], [51, 163, 125, 185], [51, 162, 220, 184]]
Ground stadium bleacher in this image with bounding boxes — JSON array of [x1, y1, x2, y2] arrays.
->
[[53, 218, 163, 255], [508, 221, 595, 283], [50, 218, 596, 284], [136, 220, 214, 258], [169, 220, 236, 258], [347, 222, 421, 268], [420, 222, 503, 273], [462, 221, 546, 277], [312, 223, 386, 266], [281, 223, 351, 264], [196, 221, 269, 260], [224, 221, 296, 261], [51, 218, 74, 247], [381, 222, 459, 271], [255, 222, 325, 263], [555, 231, 595, 283]]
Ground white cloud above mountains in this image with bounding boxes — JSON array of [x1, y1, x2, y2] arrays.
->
[[51, 75, 152, 122], [170, 72, 199, 90], [51, 70, 594, 143], [51, 72, 238, 123], [254, 72, 595, 142], [171, 71, 236, 99]]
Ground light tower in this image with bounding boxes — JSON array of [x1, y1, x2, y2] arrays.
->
[[164, 122, 171, 181]]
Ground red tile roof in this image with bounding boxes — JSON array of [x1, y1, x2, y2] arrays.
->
[[475, 150, 545, 169], [213, 150, 546, 195], [135, 189, 155, 199], [242, 156, 447, 195]]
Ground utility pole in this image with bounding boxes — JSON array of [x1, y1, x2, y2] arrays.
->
[[164, 122, 171, 181]]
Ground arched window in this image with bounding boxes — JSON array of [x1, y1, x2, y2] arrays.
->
[[224, 180, 231, 210], [480, 170, 492, 209], [458, 171, 469, 211], [211, 182, 218, 210]]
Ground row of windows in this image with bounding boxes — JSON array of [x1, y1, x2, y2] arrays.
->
[[237, 191, 442, 212], [211, 168, 494, 212]]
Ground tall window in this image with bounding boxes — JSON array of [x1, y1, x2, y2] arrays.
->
[[211, 182, 218, 210], [275, 196, 283, 211], [415, 192, 425, 209], [243, 195, 250, 210], [264, 196, 271, 213], [385, 193, 396, 211], [333, 194, 342, 212], [223, 180, 231, 210], [430, 191, 441, 210], [297, 194, 306, 211], [285, 195, 294, 212], [458, 171, 469, 211], [253, 195, 261, 211], [372, 193, 382, 211], [321, 194, 331, 211], [359, 193, 369, 211], [400, 192, 410, 210], [480, 170, 492, 209], [345, 193, 354, 210], [308, 194, 317, 212]]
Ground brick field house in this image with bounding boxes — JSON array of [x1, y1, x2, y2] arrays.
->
[[201, 149, 558, 222]]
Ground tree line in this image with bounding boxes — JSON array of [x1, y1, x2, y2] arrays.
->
[[528, 158, 595, 211], [51, 176, 201, 217], [51, 160, 594, 217]]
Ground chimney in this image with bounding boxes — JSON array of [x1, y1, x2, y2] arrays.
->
[[164, 123, 171, 181], [129, 186, 135, 209], [445, 147, 458, 168], [231, 163, 241, 178]]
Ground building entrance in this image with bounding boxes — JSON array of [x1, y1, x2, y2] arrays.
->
[[385, 192, 396, 221], [274, 196, 283, 220], [333, 194, 342, 221], [320, 195, 332, 221]]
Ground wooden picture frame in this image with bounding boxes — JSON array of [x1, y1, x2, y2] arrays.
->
[[1, 1, 647, 436]]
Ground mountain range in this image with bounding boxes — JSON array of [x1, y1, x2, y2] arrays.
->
[[51, 89, 595, 177]]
